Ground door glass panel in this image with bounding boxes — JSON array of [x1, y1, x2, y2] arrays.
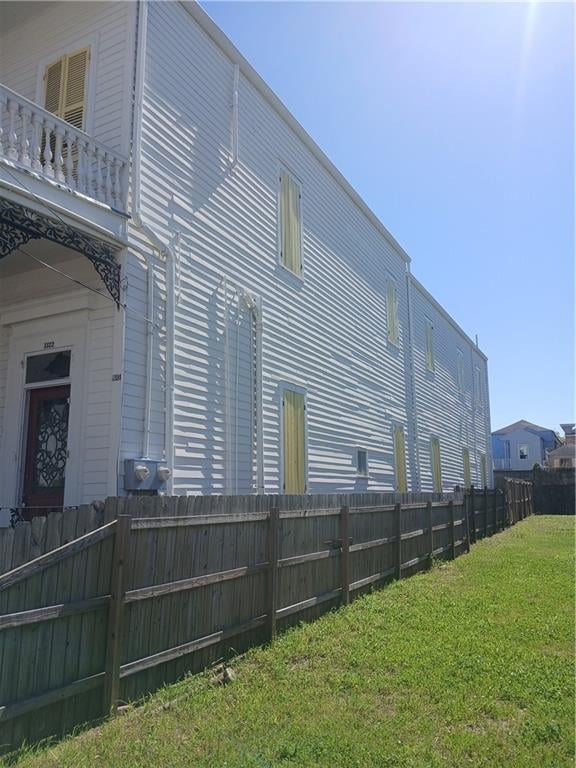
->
[[32, 396, 69, 492], [26, 351, 71, 384]]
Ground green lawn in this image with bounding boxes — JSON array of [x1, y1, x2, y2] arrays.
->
[[9, 516, 575, 768]]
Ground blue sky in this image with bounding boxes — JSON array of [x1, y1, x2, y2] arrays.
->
[[201, 1, 574, 434]]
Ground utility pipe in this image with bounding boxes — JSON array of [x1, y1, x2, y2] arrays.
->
[[405, 262, 421, 491], [131, 0, 175, 492]]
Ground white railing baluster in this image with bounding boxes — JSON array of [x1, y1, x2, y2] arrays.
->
[[83, 140, 94, 196], [53, 123, 65, 182], [94, 145, 103, 202], [42, 117, 54, 178], [65, 129, 75, 188], [7, 97, 18, 160], [0, 84, 128, 213], [104, 151, 113, 205], [112, 157, 122, 209], [19, 106, 31, 168], [30, 111, 42, 171]]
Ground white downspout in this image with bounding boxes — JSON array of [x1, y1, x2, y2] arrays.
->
[[131, 0, 175, 492], [254, 296, 264, 493], [142, 257, 154, 458], [405, 263, 421, 491]]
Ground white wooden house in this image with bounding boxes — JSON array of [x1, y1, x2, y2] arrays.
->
[[0, 1, 492, 524]]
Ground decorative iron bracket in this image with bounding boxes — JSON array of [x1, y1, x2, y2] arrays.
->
[[0, 199, 121, 306]]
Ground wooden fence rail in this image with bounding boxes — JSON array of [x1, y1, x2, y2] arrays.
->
[[0, 481, 531, 754]]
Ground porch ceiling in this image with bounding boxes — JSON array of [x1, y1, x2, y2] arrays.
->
[[0, 198, 121, 306]]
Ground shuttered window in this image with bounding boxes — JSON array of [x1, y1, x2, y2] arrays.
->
[[457, 349, 465, 391], [431, 437, 442, 492], [386, 279, 399, 345], [425, 318, 435, 372], [393, 425, 407, 493], [279, 170, 302, 275], [463, 447, 471, 488], [480, 454, 487, 488], [283, 390, 306, 494], [44, 48, 89, 129]]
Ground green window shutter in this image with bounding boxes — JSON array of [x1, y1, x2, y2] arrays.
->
[[394, 425, 407, 493], [283, 390, 306, 494], [387, 279, 398, 345], [280, 171, 302, 275], [431, 438, 442, 492], [463, 448, 471, 488]]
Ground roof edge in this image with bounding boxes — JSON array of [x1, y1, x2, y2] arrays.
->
[[409, 274, 488, 360], [180, 0, 411, 265]]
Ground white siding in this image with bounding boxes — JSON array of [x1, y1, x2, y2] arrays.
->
[[0, 1, 134, 154], [137, 1, 415, 494], [410, 277, 492, 490]]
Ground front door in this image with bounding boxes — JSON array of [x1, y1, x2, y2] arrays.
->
[[22, 385, 70, 518]]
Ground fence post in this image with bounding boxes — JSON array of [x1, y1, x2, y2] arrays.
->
[[426, 500, 433, 567], [395, 502, 402, 579], [103, 514, 131, 715], [267, 507, 279, 641], [449, 499, 455, 559], [483, 486, 488, 538], [340, 505, 350, 605], [463, 492, 471, 553]]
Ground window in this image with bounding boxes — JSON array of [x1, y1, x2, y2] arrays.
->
[[456, 349, 465, 391], [282, 389, 306, 493], [386, 279, 399, 345], [480, 454, 487, 488], [463, 447, 471, 488], [44, 48, 89, 129], [431, 437, 442, 492], [393, 426, 407, 493], [474, 366, 482, 404], [279, 169, 302, 276], [425, 318, 435, 372], [518, 444, 529, 460], [25, 351, 71, 384], [357, 449, 368, 476]]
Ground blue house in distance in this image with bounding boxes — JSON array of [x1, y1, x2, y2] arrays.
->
[[491, 420, 561, 471]]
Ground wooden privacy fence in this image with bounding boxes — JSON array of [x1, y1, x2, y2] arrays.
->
[[0, 483, 529, 754]]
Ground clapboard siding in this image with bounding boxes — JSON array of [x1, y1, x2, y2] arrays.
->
[[410, 277, 491, 489], [133, 2, 421, 495], [0, 1, 133, 154]]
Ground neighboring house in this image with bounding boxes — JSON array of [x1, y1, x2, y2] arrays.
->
[[491, 420, 561, 471], [547, 424, 576, 469], [0, 1, 492, 524]]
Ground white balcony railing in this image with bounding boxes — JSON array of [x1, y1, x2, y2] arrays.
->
[[0, 84, 128, 213]]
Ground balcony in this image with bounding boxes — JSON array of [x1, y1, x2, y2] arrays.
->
[[0, 84, 128, 215]]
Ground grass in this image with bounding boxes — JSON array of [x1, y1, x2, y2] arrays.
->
[[8, 516, 575, 768]]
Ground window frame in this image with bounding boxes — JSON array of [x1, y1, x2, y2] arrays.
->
[[356, 448, 368, 477], [393, 423, 408, 493], [430, 436, 442, 492], [35, 36, 97, 134], [518, 444, 529, 460], [277, 164, 304, 280], [462, 447, 471, 488], [425, 317, 435, 373], [279, 383, 308, 494], [456, 348, 465, 392], [386, 276, 399, 347]]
